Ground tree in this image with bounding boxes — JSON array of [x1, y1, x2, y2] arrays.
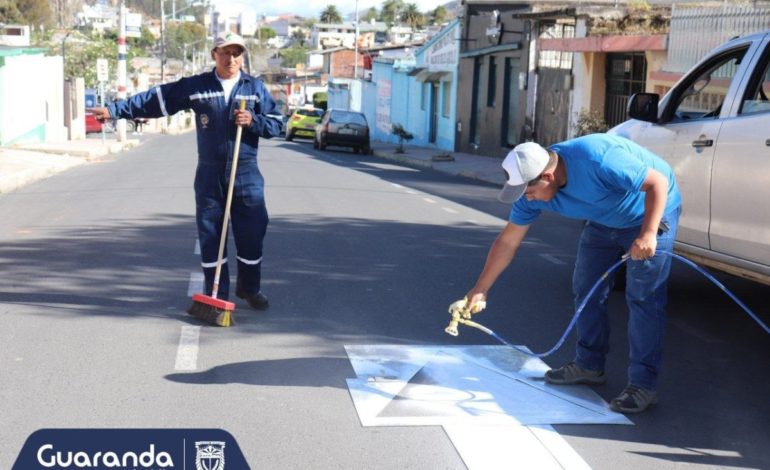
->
[[0, 0, 25, 24], [165, 21, 206, 60], [400, 3, 424, 30], [257, 27, 276, 41], [430, 5, 448, 25], [13, 0, 53, 28], [319, 5, 342, 24], [379, 0, 404, 26], [279, 45, 309, 68], [291, 29, 307, 47], [362, 7, 377, 23]]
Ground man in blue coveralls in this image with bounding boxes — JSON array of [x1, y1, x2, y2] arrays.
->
[[462, 133, 681, 413], [91, 32, 282, 310]]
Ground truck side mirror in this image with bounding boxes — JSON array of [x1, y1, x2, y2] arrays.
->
[[627, 93, 659, 123]]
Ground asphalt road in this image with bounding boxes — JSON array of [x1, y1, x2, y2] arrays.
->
[[0, 133, 768, 469]]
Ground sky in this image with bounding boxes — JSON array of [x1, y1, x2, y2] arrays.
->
[[212, 0, 453, 20]]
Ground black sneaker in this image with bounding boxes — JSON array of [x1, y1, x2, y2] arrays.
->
[[610, 384, 658, 413], [545, 361, 606, 385], [235, 287, 269, 311]]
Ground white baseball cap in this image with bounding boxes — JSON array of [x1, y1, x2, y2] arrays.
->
[[498, 142, 551, 203], [212, 32, 247, 52]]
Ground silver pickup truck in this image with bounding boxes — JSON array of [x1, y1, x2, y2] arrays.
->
[[610, 30, 770, 286]]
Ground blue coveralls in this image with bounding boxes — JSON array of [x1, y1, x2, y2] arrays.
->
[[107, 69, 282, 299]]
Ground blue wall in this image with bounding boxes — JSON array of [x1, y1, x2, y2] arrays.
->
[[363, 21, 459, 152]]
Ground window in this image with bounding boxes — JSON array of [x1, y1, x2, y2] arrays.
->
[[538, 22, 574, 70], [442, 82, 451, 118], [739, 46, 770, 116], [487, 56, 497, 107], [667, 47, 748, 122]]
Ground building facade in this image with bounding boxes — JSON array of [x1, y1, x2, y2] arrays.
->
[[455, 3, 531, 157]]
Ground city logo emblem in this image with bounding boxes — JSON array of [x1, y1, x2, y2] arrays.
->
[[200, 114, 209, 129], [195, 441, 225, 470]]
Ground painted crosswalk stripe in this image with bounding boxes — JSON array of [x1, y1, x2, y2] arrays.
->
[[174, 326, 201, 371], [187, 272, 204, 296]]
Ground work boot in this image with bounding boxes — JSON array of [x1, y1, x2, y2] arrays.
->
[[235, 286, 269, 311], [610, 384, 658, 413], [545, 361, 606, 385]]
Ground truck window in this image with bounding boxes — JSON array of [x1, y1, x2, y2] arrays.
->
[[739, 45, 770, 116], [667, 47, 748, 122]]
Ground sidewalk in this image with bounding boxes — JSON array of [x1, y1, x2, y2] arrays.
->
[[0, 136, 141, 194], [370, 142, 505, 187]]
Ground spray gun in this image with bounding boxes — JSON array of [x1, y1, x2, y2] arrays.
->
[[445, 297, 487, 336]]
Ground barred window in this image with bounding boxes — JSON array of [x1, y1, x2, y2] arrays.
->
[[538, 22, 575, 70]]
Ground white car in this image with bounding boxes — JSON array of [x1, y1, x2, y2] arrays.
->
[[610, 30, 770, 285]]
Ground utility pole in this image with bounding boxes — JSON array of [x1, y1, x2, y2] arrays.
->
[[354, 0, 359, 79], [161, 0, 166, 83], [117, 0, 127, 141]]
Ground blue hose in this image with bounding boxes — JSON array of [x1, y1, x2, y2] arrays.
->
[[471, 252, 770, 358]]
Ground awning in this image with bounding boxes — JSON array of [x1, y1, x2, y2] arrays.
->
[[414, 69, 451, 82]]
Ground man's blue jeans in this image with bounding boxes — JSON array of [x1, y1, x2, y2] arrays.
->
[[572, 207, 680, 390]]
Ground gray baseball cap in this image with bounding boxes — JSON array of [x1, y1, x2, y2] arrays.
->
[[212, 32, 247, 53], [498, 142, 550, 203]]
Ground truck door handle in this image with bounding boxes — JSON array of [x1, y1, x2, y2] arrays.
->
[[692, 139, 714, 148]]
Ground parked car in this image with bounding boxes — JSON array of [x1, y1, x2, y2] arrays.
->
[[285, 107, 323, 141], [314, 109, 371, 154], [610, 30, 770, 285], [85, 111, 103, 134]]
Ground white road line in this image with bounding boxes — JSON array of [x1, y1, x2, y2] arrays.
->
[[405, 189, 417, 195], [422, 197, 437, 204], [187, 272, 204, 296], [442, 207, 458, 214], [444, 424, 591, 470], [194, 239, 200, 255], [391, 183, 404, 188], [174, 326, 201, 371], [540, 254, 566, 265]]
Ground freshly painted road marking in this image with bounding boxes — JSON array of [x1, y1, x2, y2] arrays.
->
[[405, 189, 417, 195], [442, 207, 458, 214], [422, 197, 437, 204], [174, 326, 201, 371], [540, 254, 566, 265], [391, 183, 404, 188], [187, 272, 204, 296]]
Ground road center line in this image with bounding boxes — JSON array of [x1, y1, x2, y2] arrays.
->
[[174, 326, 201, 371]]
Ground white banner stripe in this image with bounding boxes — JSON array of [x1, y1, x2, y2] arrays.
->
[[236, 256, 262, 265], [201, 258, 227, 268], [174, 326, 201, 371], [156, 86, 168, 116]]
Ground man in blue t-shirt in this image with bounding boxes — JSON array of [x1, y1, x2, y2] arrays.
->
[[463, 133, 681, 413]]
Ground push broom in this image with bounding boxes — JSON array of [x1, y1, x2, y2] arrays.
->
[[187, 100, 247, 326]]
